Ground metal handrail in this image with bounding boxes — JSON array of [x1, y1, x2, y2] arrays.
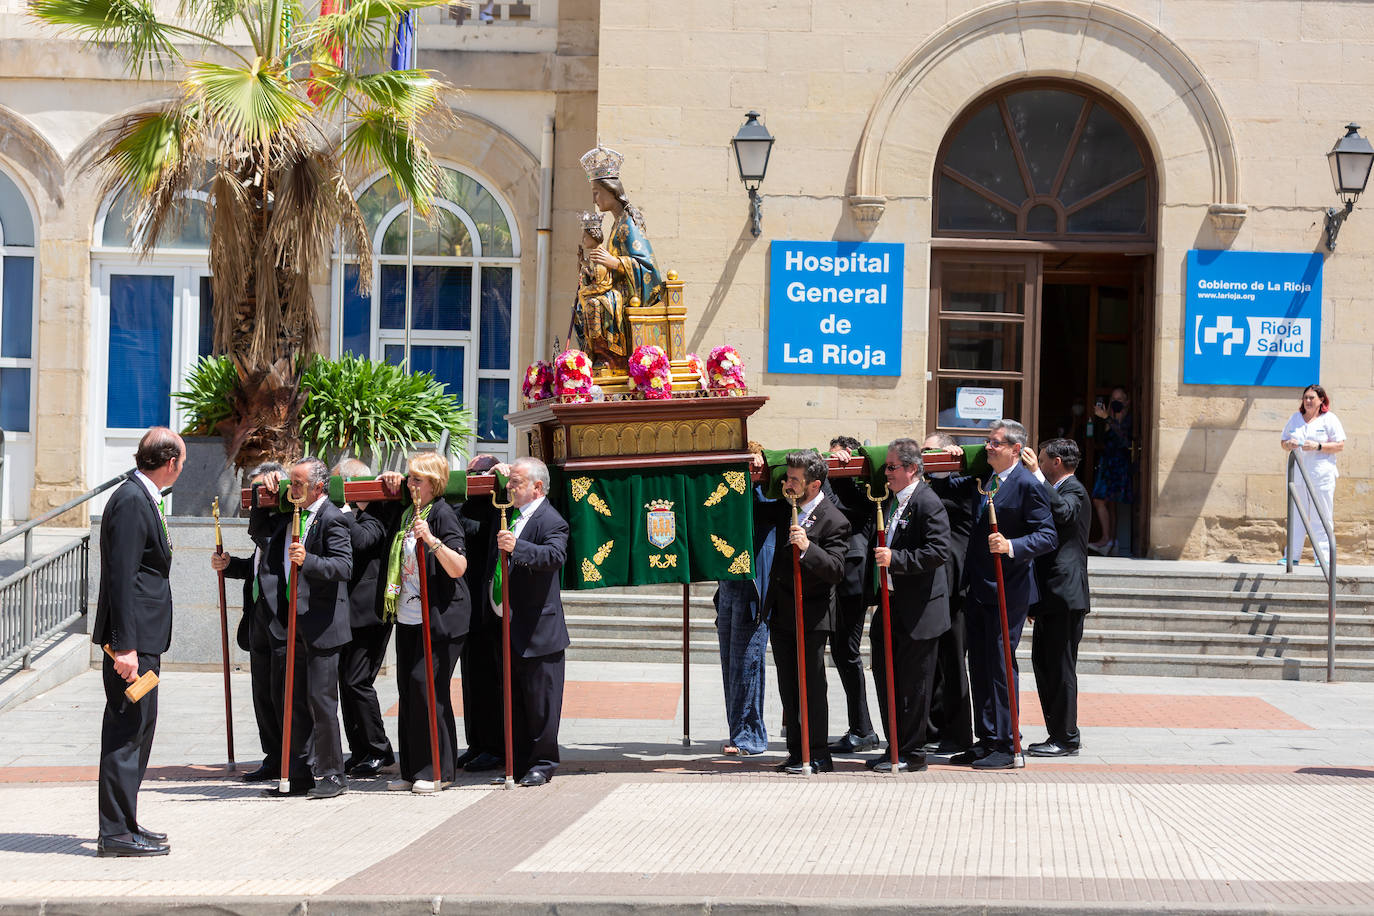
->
[[1285, 450, 1337, 682], [0, 469, 132, 551]]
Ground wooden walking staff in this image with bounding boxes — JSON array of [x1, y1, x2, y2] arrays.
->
[[212, 498, 236, 771], [277, 492, 307, 795], [864, 480, 901, 773], [413, 513, 444, 791], [785, 491, 811, 776], [492, 485, 517, 790], [976, 478, 1025, 768]]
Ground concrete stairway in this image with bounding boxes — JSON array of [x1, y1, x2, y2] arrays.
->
[[561, 558, 1374, 681]]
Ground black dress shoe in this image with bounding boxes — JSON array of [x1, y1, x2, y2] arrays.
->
[[261, 778, 313, 798], [347, 756, 386, 778], [828, 731, 880, 754], [97, 834, 169, 858], [518, 771, 549, 787], [868, 756, 928, 773], [241, 764, 278, 783], [971, 750, 1018, 769], [1027, 739, 1079, 757], [774, 757, 802, 773], [135, 825, 168, 844], [465, 752, 504, 772], [307, 775, 348, 799], [455, 748, 481, 769], [784, 758, 834, 774], [948, 747, 990, 766]]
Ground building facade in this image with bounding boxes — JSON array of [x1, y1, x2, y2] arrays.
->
[[0, 0, 1369, 561]]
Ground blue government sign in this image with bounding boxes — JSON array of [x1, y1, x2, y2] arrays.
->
[[768, 240, 903, 376], [1183, 250, 1323, 387]]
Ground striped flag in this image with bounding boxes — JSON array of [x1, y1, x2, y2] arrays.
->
[[307, 0, 345, 106]]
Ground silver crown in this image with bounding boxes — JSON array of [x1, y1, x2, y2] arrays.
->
[[580, 210, 604, 233], [580, 144, 624, 181]]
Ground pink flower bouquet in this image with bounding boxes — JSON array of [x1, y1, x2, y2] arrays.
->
[[707, 345, 746, 393], [628, 344, 673, 399], [554, 349, 594, 403], [686, 352, 707, 386], [522, 360, 553, 403]]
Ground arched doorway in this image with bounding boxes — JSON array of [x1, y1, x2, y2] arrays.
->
[[0, 166, 37, 520], [928, 80, 1156, 555]]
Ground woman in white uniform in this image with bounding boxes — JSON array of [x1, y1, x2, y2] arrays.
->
[[1280, 384, 1345, 566]]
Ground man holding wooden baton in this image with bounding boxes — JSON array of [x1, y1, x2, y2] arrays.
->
[[93, 427, 184, 857]]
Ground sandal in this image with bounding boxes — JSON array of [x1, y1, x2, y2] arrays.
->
[[721, 744, 754, 757]]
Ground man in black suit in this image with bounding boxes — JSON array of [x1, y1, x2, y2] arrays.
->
[[488, 456, 569, 787], [865, 438, 951, 773], [333, 458, 400, 778], [823, 435, 879, 756], [921, 432, 975, 753], [211, 462, 287, 783], [451, 455, 505, 773], [93, 426, 183, 857], [763, 450, 849, 774], [257, 457, 353, 799], [1023, 438, 1091, 757], [932, 419, 1057, 769]]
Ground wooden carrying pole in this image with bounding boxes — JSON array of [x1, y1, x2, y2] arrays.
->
[[414, 517, 444, 791], [102, 645, 158, 703], [864, 481, 901, 773], [681, 583, 690, 747], [979, 481, 1024, 766], [278, 497, 305, 795], [212, 498, 236, 770], [493, 489, 517, 790], [786, 493, 811, 776]]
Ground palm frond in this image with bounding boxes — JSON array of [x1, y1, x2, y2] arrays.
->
[[30, 0, 181, 74], [346, 68, 444, 122], [186, 59, 312, 146], [296, 0, 445, 65], [208, 162, 256, 356], [97, 108, 188, 196], [341, 109, 443, 216], [176, 0, 249, 46]]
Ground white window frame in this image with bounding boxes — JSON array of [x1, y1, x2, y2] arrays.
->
[[0, 164, 39, 521]]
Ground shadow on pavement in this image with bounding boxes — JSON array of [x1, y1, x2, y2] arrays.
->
[[1296, 766, 1374, 778], [0, 833, 92, 856]]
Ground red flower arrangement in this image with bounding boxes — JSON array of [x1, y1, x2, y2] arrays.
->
[[554, 349, 594, 402], [522, 360, 552, 403], [628, 344, 673, 399], [707, 345, 746, 393]]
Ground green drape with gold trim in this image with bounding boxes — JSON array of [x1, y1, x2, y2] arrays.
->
[[562, 463, 754, 589]]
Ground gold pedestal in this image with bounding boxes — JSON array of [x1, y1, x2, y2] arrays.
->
[[627, 271, 687, 360]]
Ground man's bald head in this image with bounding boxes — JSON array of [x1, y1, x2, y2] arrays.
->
[[135, 427, 184, 472]]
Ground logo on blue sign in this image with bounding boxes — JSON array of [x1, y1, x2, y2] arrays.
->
[[1183, 250, 1322, 387], [768, 241, 903, 376]]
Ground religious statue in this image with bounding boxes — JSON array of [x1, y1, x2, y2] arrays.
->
[[571, 144, 666, 378]]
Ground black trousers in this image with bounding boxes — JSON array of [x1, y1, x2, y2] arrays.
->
[[98, 651, 160, 839], [926, 600, 973, 749], [771, 625, 831, 765], [461, 616, 504, 758], [339, 622, 395, 763], [966, 598, 1028, 754], [395, 624, 463, 782], [1030, 608, 1087, 747], [285, 638, 344, 780], [248, 603, 285, 770], [827, 592, 873, 738], [512, 650, 564, 782], [869, 614, 939, 758]]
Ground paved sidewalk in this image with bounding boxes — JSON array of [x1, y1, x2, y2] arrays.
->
[[1, 659, 1372, 913]]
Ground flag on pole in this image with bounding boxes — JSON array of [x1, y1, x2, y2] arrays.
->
[[391, 10, 416, 70], [307, 0, 345, 106]]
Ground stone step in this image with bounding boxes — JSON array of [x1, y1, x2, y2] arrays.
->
[[1090, 587, 1369, 614], [1068, 627, 1374, 655], [1081, 607, 1374, 638], [1085, 569, 1374, 597]]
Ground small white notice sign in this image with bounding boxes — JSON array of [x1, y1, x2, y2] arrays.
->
[[955, 386, 1003, 420]]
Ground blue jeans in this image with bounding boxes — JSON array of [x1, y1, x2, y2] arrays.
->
[[714, 580, 769, 754]]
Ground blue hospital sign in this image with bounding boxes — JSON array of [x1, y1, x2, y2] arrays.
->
[[768, 241, 903, 376], [1183, 250, 1323, 387]]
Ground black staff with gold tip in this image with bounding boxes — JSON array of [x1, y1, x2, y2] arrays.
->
[[784, 489, 812, 777], [491, 482, 517, 791], [976, 477, 1025, 769], [863, 478, 901, 774], [212, 498, 235, 771]]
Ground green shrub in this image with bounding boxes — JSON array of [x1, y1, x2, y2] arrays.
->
[[174, 356, 238, 436], [298, 353, 472, 461]]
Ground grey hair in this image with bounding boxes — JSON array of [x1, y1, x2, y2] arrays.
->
[[294, 457, 330, 488], [332, 457, 371, 478], [513, 456, 551, 492], [785, 450, 828, 486], [888, 437, 924, 473], [990, 419, 1028, 448], [248, 461, 286, 481], [924, 432, 956, 449]]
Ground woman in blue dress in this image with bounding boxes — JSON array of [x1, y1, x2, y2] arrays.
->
[[1089, 386, 1133, 554]]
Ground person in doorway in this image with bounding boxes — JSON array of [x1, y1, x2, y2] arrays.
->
[[93, 427, 183, 857], [1281, 384, 1345, 567], [1021, 439, 1091, 756], [1089, 386, 1133, 555]]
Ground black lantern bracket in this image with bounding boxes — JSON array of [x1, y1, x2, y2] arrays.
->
[[1324, 123, 1374, 252], [731, 111, 775, 239]]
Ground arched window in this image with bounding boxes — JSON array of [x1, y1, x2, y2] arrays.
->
[[338, 166, 519, 459], [0, 168, 36, 437], [934, 83, 1155, 240]]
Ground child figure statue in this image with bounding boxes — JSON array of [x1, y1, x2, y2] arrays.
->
[[572, 210, 623, 374]]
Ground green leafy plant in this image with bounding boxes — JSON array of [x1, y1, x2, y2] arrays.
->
[[175, 355, 238, 436], [297, 353, 472, 461]]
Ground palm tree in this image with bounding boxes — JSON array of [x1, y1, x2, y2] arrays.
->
[[31, 0, 456, 467]]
